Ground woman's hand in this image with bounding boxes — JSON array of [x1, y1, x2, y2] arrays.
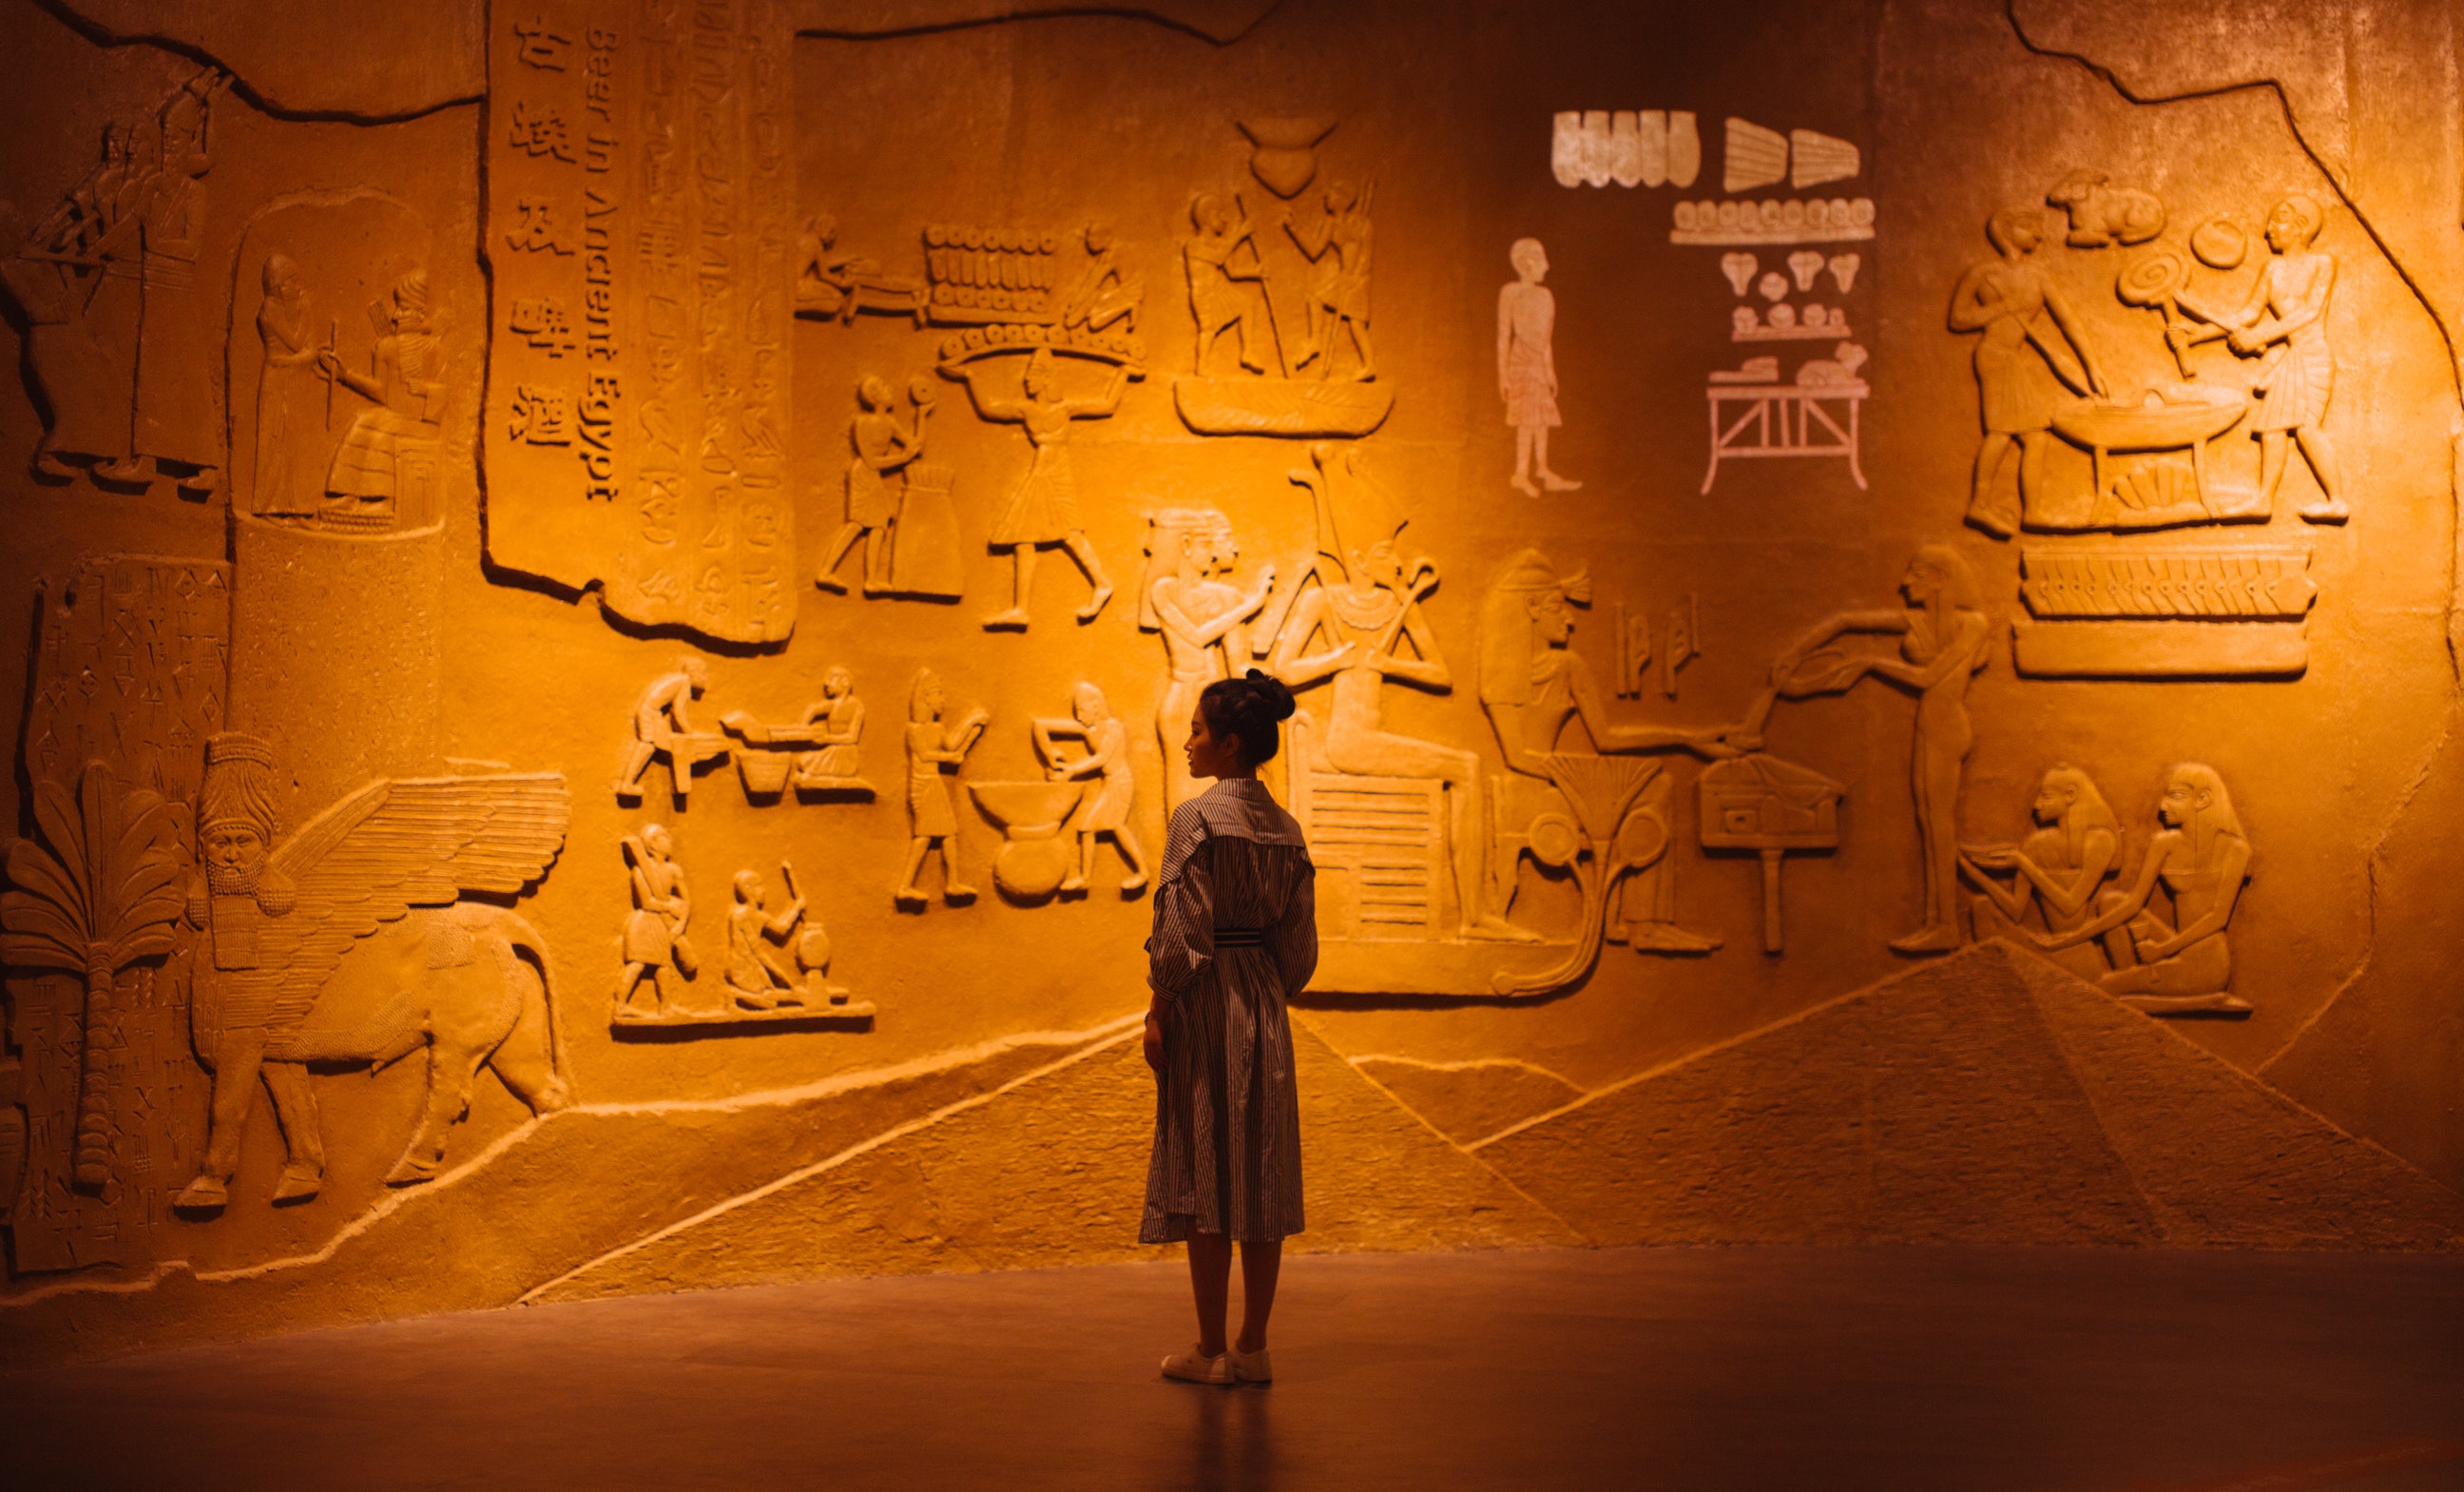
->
[[1143, 1009, 1165, 1072]]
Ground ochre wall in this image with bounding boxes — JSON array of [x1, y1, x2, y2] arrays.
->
[[3, 0, 2460, 1364]]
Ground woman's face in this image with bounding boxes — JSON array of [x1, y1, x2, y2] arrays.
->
[[2159, 773, 2205, 827], [2032, 777, 2073, 824], [1901, 559, 1942, 605], [1184, 707, 1243, 782]]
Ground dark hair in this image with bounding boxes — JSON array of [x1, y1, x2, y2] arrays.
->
[[1199, 669, 1297, 766]]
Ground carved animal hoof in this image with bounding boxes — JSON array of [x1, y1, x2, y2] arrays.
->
[[173, 1176, 229, 1211], [383, 1158, 440, 1188], [272, 1166, 323, 1203]]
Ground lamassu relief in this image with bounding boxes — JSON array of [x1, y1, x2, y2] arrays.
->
[[2, 0, 2462, 1360]]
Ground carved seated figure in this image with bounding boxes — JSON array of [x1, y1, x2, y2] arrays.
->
[[2027, 763, 2252, 1017], [1959, 764, 2119, 981], [1478, 550, 1735, 952]]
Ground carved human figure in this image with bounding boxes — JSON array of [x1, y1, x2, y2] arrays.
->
[[615, 824, 697, 1016], [130, 81, 221, 492], [1271, 444, 1528, 941], [615, 656, 727, 803], [1776, 546, 1993, 954], [1959, 765, 2120, 979], [1061, 222, 1145, 335], [316, 268, 445, 527], [723, 867, 807, 1011], [1184, 191, 1273, 376], [173, 735, 570, 1211], [2030, 765, 2253, 1016], [816, 376, 931, 594], [1283, 179, 1375, 379], [0, 200, 123, 479], [1033, 681, 1151, 894], [948, 348, 1122, 629], [1496, 239, 1579, 496], [1947, 207, 2108, 536], [252, 252, 323, 517], [2196, 194, 2344, 522], [792, 666, 867, 788], [1478, 550, 1740, 951], [1143, 508, 1277, 810], [896, 669, 991, 906]]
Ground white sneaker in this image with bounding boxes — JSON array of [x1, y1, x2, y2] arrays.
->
[[1228, 1347, 1272, 1385], [1161, 1345, 1232, 1385]]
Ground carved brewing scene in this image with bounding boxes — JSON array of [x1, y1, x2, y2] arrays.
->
[[1, 0, 2459, 1373]]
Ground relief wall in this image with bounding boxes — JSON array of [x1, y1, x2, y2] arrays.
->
[[2, 0, 2460, 1361]]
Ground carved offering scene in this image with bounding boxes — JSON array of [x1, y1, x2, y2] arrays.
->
[[0, 11, 2459, 1473]]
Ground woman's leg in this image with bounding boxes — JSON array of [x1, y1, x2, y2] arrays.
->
[[1186, 1231, 1233, 1356], [1235, 1239, 1281, 1353]]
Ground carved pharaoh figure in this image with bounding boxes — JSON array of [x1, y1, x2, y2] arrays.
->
[[173, 734, 571, 1211], [317, 268, 445, 529], [251, 252, 323, 517], [1947, 207, 2108, 536], [1142, 507, 1277, 810], [1478, 550, 1736, 951], [1270, 444, 1530, 942]]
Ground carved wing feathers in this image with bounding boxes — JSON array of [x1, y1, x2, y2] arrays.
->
[[260, 774, 569, 1031]]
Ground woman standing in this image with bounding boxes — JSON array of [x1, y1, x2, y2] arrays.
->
[[1144, 669, 1315, 1387]]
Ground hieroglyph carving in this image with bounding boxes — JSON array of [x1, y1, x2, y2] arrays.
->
[[485, 0, 798, 643], [1769, 547, 1992, 955], [171, 737, 571, 1210], [896, 670, 989, 907], [1175, 132, 1396, 438], [1498, 240, 1580, 495]]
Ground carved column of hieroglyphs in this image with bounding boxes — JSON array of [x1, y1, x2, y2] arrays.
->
[[484, 0, 797, 643], [7, 556, 227, 1273]]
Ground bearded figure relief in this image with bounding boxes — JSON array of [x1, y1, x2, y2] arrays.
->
[[173, 733, 572, 1211]]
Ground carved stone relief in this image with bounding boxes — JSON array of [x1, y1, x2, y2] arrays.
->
[[0, 68, 229, 493], [895, 669, 989, 907], [942, 345, 1127, 629], [1174, 126, 1394, 438], [170, 736, 571, 1210], [813, 374, 960, 600], [1552, 110, 1702, 190], [1498, 239, 1579, 494], [1142, 507, 1279, 812], [483, 0, 799, 643], [2011, 547, 2314, 678]]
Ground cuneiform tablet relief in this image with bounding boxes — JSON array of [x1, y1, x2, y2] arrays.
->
[[484, 0, 798, 643], [171, 735, 572, 1210]]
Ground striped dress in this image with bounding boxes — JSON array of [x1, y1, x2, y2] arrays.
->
[[1142, 777, 1316, 1244]]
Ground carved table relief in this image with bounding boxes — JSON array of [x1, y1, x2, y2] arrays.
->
[[484, 0, 798, 643]]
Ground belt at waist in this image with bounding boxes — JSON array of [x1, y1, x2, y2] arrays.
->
[[1214, 926, 1268, 948]]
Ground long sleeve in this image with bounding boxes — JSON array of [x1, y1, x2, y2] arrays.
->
[[1270, 860, 1317, 996], [1145, 808, 1215, 1004]]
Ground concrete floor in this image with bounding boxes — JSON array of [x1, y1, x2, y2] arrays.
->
[[4, 1247, 2461, 1491]]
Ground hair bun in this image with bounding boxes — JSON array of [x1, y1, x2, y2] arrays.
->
[[1244, 668, 1297, 722]]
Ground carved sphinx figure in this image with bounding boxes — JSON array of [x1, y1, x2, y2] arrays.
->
[[173, 734, 572, 1211]]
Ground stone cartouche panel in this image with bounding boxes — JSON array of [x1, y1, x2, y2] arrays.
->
[[483, 0, 798, 642]]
